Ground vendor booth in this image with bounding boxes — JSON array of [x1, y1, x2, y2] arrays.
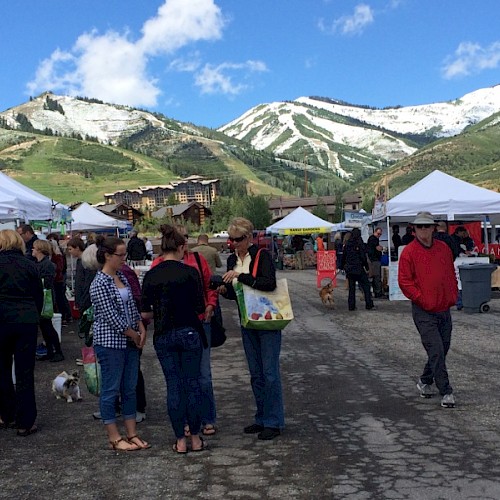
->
[[0, 171, 68, 223], [267, 207, 337, 284], [70, 202, 128, 232], [373, 170, 500, 300]]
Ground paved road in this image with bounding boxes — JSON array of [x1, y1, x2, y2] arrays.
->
[[1, 264, 500, 499]]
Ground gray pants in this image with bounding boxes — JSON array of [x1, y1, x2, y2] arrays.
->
[[411, 303, 453, 396]]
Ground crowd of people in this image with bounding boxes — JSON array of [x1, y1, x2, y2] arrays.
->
[[0, 212, 478, 447], [0, 219, 285, 451]]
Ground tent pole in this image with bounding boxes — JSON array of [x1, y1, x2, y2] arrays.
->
[[483, 215, 489, 253]]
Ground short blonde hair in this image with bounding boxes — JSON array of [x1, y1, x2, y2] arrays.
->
[[228, 217, 254, 238], [81, 243, 100, 270], [33, 239, 52, 256], [0, 229, 26, 252]]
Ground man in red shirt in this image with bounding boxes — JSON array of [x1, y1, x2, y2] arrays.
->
[[398, 212, 458, 408]]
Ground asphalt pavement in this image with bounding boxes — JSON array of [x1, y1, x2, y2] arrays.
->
[[1, 261, 500, 500]]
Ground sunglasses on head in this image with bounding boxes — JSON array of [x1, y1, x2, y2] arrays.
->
[[415, 224, 432, 229], [228, 235, 246, 243]]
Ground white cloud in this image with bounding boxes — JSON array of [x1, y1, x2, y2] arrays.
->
[[442, 41, 500, 79], [26, 0, 228, 107], [195, 61, 268, 95], [328, 4, 374, 36]]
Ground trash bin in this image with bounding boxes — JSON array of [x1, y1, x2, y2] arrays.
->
[[458, 263, 497, 313]]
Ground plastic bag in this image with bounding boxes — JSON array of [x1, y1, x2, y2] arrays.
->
[[82, 346, 101, 397], [41, 288, 54, 319]]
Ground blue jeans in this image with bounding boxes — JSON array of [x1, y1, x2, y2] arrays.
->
[[154, 328, 203, 439], [200, 322, 216, 425], [95, 345, 139, 425], [241, 327, 285, 429]]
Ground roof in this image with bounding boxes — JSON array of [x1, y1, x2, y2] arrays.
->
[[268, 196, 337, 210], [152, 201, 207, 218]]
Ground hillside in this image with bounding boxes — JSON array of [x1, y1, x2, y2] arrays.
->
[[357, 111, 500, 199]]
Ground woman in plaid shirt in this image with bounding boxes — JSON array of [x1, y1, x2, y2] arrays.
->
[[90, 236, 149, 452]]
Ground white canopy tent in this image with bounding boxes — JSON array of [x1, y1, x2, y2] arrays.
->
[[376, 170, 500, 225], [70, 202, 128, 231], [0, 171, 68, 222], [266, 206, 336, 234]]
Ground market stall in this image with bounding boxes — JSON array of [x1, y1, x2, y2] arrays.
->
[[0, 171, 68, 223], [266, 206, 336, 282], [373, 170, 500, 299]]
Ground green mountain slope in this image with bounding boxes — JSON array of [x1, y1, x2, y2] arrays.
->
[[357, 112, 500, 200]]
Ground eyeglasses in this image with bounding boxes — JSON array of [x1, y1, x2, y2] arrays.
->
[[415, 224, 433, 229], [228, 235, 247, 243], [113, 253, 127, 257]]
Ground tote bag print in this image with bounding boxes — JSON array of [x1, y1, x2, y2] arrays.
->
[[235, 278, 294, 330]]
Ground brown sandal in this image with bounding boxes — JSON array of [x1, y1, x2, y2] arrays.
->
[[109, 437, 140, 452], [202, 424, 216, 436], [127, 435, 151, 449]]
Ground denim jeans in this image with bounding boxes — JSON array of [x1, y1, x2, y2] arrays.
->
[[154, 328, 203, 439], [200, 322, 216, 425], [241, 327, 285, 429], [411, 303, 453, 396], [94, 344, 139, 425], [0, 323, 38, 429]]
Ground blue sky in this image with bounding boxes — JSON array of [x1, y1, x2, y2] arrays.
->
[[1, 0, 500, 128]]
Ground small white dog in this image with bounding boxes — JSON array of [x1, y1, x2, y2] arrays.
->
[[52, 371, 82, 403]]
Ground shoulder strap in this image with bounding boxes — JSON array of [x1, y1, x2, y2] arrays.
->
[[193, 251, 202, 277], [251, 249, 263, 279]]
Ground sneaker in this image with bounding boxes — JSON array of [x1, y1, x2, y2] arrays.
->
[[36, 343, 47, 356], [257, 427, 281, 440], [441, 394, 456, 408], [136, 411, 146, 423], [417, 379, 435, 398]]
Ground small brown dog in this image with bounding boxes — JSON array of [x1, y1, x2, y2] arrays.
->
[[319, 282, 334, 307]]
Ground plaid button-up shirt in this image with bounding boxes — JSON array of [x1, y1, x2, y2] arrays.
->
[[90, 270, 141, 349]]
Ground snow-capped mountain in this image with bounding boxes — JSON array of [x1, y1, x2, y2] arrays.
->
[[219, 84, 500, 179], [0, 92, 190, 145]]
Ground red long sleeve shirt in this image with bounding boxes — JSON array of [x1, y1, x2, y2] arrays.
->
[[398, 238, 458, 313]]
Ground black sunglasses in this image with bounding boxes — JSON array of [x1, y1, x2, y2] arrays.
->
[[415, 224, 433, 229], [228, 235, 246, 243]]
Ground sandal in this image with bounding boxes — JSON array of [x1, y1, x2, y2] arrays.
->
[[172, 442, 188, 454], [202, 424, 216, 436], [17, 425, 38, 437], [191, 436, 208, 452], [109, 437, 140, 452], [127, 435, 151, 449]]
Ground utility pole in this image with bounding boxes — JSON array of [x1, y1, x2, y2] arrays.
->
[[303, 152, 308, 197]]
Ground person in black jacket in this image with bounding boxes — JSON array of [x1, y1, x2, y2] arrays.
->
[[127, 231, 147, 264], [341, 228, 375, 311], [0, 229, 43, 436], [433, 222, 459, 260], [16, 224, 38, 261], [367, 227, 384, 297], [220, 217, 284, 441], [32, 240, 65, 362]]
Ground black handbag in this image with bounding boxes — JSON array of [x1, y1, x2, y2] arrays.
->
[[210, 316, 226, 348]]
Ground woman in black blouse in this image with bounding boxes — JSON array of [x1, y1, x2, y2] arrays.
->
[[141, 224, 207, 454], [0, 230, 43, 436]]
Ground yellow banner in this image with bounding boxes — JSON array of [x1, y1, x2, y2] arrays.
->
[[281, 227, 330, 235]]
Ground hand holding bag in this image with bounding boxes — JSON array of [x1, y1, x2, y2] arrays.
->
[[235, 249, 294, 331]]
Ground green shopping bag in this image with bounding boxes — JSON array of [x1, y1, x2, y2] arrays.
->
[[82, 347, 101, 397], [235, 278, 294, 330], [41, 287, 54, 319]]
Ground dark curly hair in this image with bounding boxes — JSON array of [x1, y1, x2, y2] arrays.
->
[[95, 235, 125, 265], [159, 224, 185, 254]]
